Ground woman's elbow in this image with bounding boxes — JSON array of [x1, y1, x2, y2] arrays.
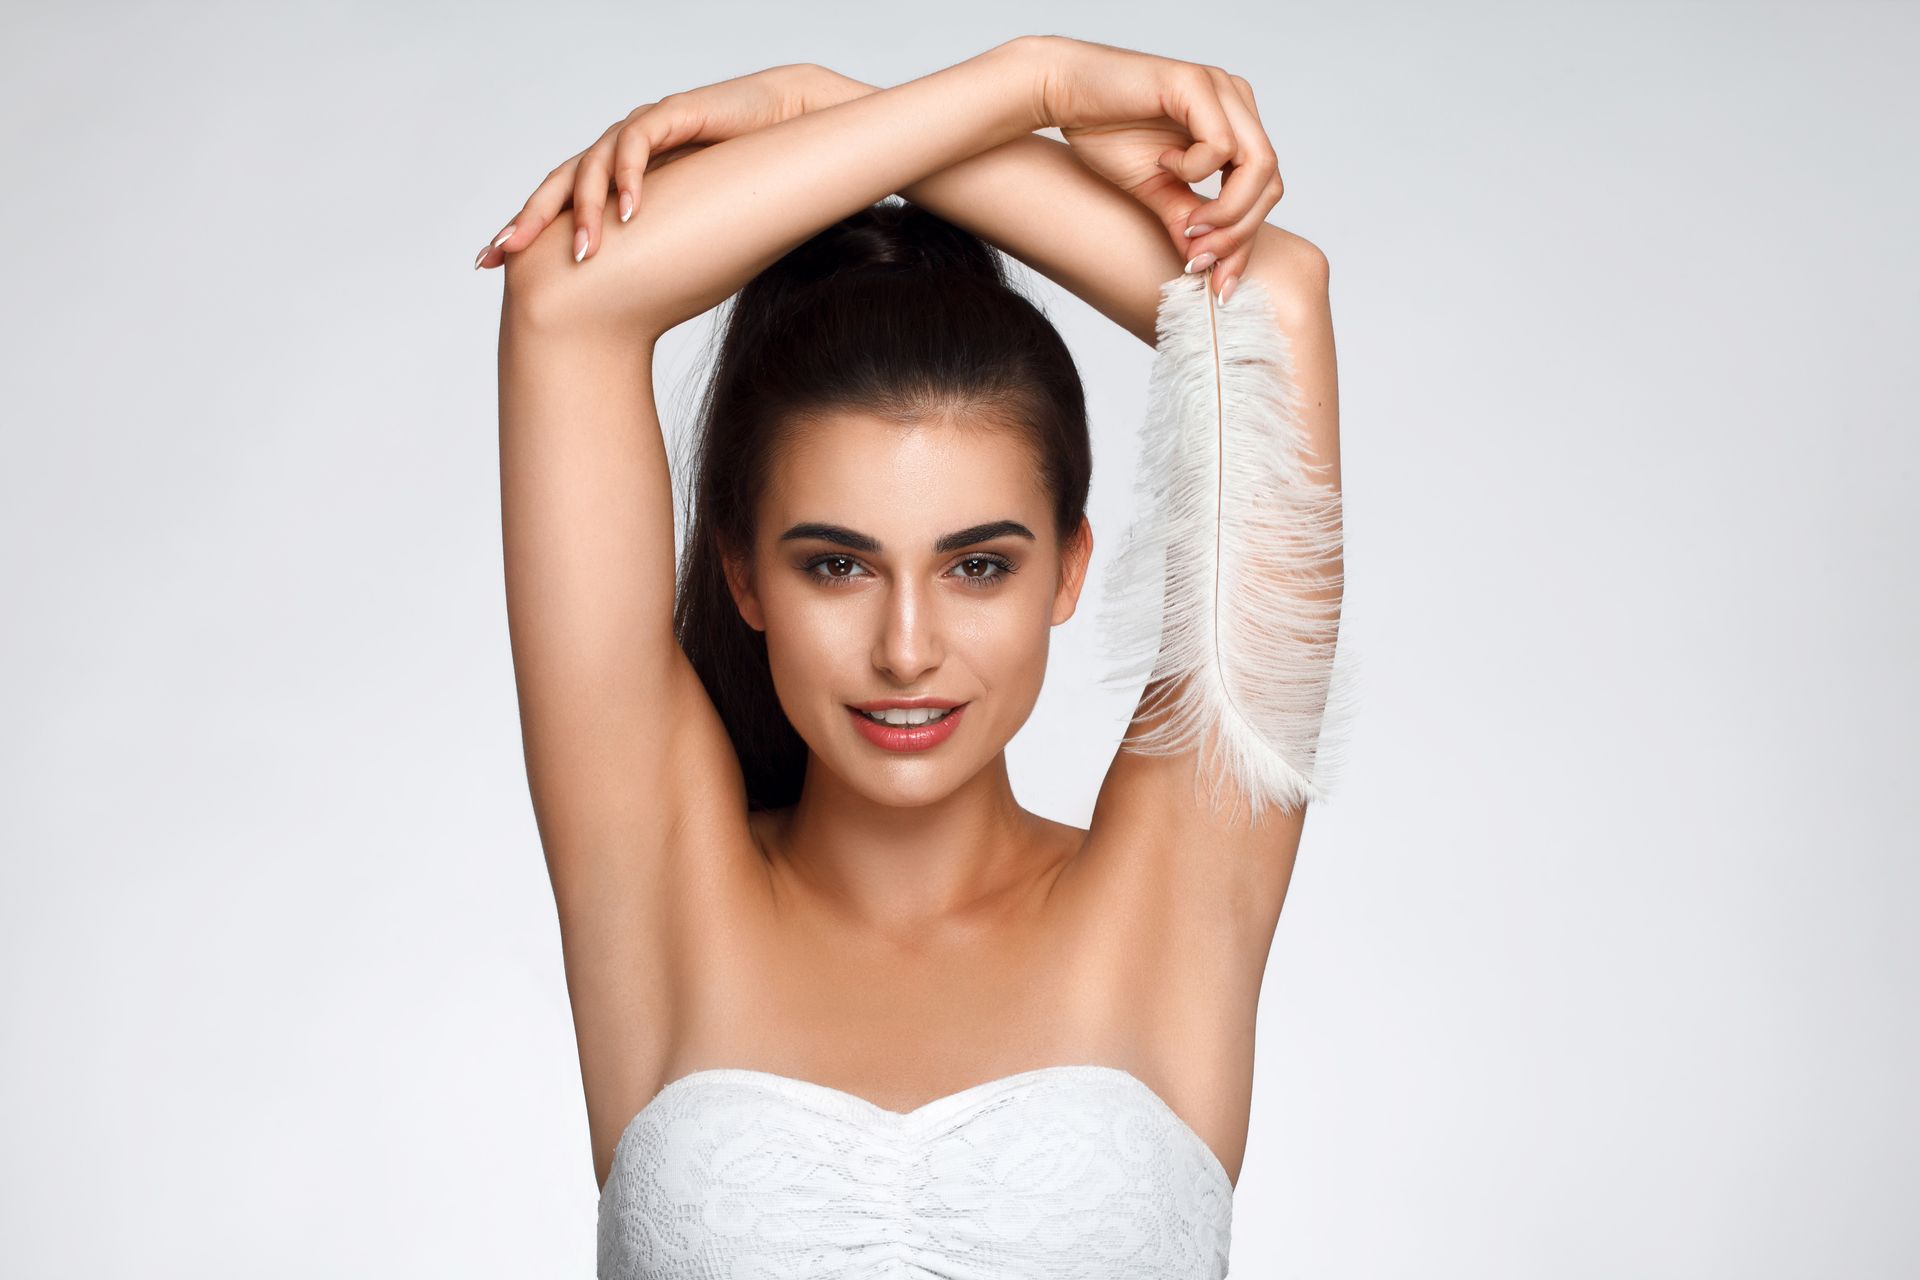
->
[[1241, 225, 1331, 334], [1250, 225, 1328, 300], [500, 209, 582, 329], [501, 208, 668, 333]]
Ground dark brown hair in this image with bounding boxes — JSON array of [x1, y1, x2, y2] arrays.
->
[[672, 197, 1092, 811]]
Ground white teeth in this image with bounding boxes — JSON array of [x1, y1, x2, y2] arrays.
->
[[862, 706, 950, 726]]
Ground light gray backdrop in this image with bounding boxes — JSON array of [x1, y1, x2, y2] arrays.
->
[[3, 2, 1914, 1276]]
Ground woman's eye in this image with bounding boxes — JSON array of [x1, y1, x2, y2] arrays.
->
[[802, 554, 1015, 588], [953, 556, 1015, 587], [805, 555, 866, 585]]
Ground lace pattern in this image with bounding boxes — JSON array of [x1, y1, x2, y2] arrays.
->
[[596, 1064, 1234, 1279]]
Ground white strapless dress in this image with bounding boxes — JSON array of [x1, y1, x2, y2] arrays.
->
[[596, 1063, 1234, 1279]]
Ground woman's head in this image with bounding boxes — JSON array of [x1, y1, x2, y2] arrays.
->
[[674, 198, 1094, 811]]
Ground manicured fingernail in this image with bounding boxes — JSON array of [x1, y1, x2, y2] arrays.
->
[[491, 223, 516, 248], [1219, 275, 1237, 306], [1185, 223, 1215, 238], [1185, 251, 1216, 274], [473, 245, 489, 270], [574, 227, 588, 262], [619, 191, 633, 223]]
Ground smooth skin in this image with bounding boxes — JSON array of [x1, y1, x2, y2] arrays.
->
[[476, 42, 1283, 305], [486, 36, 1342, 1194]]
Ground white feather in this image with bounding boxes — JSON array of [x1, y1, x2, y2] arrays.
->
[[1097, 270, 1358, 825]]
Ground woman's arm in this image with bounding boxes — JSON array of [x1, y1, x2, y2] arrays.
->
[[907, 133, 1211, 345], [502, 40, 1042, 332], [909, 130, 1204, 346], [831, 71, 1329, 347]]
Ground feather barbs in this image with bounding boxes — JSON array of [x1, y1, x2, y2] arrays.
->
[[1097, 270, 1356, 826]]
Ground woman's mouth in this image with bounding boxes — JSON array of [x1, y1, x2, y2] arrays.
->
[[846, 703, 967, 752]]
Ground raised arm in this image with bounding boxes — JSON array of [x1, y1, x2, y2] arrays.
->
[[493, 37, 1291, 331], [500, 40, 1042, 333], [828, 71, 1333, 348], [494, 37, 1096, 1189], [489, 36, 1323, 1184], [499, 39, 1060, 931]]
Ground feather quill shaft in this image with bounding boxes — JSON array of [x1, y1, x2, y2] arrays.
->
[[1097, 270, 1357, 824]]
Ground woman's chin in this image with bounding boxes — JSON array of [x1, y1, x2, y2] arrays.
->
[[810, 731, 984, 808]]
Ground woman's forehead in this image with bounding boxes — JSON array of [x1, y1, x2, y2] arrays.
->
[[769, 412, 1049, 520]]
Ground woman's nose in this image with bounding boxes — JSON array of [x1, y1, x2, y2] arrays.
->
[[871, 580, 944, 682]]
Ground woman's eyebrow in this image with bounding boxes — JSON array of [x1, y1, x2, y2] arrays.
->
[[777, 519, 1036, 554]]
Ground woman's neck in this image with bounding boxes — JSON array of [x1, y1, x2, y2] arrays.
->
[[757, 752, 1058, 936]]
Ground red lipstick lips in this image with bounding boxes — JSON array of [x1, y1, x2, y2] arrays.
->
[[846, 699, 966, 752]]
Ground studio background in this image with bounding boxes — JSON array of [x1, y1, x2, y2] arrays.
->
[[2, 2, 1914, 1276]]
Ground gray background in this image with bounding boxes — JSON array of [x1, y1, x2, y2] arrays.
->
[[3, 2, 1915, 1275]]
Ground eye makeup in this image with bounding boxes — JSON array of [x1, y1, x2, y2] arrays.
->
[[797, 551, 1019, 589]]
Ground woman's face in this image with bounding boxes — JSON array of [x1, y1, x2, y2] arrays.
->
[[725, 409, 1093, 808]]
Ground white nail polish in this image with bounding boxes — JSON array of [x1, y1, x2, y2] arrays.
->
[[574, 229, 588, 263], [491, 223, 516, 248], [1185, 252, 1216, 274]]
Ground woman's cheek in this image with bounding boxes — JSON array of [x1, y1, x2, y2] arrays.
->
[[759, 590, 868, 737]]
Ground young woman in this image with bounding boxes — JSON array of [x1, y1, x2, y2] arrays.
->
[[479, 36, 1342, 1278]]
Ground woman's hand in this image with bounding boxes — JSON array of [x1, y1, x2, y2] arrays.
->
[[1038, 37, 1284, 302], [473, 63, 864, 270]]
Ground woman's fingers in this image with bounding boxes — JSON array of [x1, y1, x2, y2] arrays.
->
[[475, 153, 585, 269], [608, 102, 662, 227], [1186, 72, 1283, 298], [1193, 169, 1281, 298], [477, 67, 821, 270], [1193, 71, 1277, 225], [570, 120, 628, 263], [1132, 64, 1281, 299], [1205, 174, 1281, 303], [611, 98, 724, 230], [481, 106, 719, 269], [1157, 64, 1239, 187]]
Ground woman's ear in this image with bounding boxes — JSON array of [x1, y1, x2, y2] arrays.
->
[[720, 544, 767, 632], [1051, 515, 1094, 625]]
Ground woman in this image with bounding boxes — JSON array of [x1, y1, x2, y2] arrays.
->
[[478, 35, 1343, 1278]]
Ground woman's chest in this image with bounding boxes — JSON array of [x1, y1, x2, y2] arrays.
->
[[597, 1062, 1235, 1280], [671, 900, 1100, 1093], [643, 854, 1262, 1186]]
